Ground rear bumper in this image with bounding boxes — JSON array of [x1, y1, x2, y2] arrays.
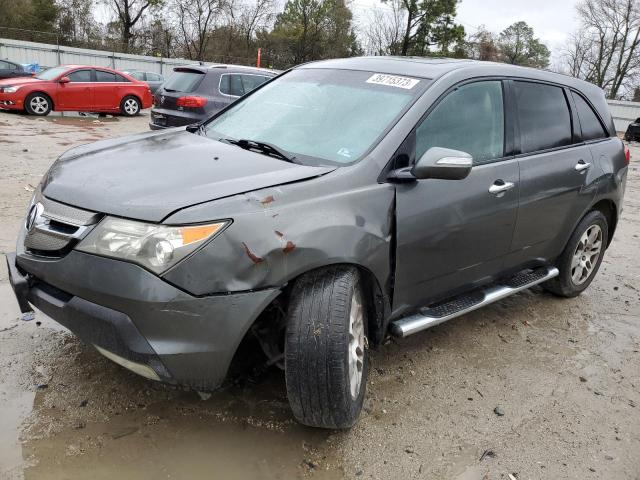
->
[[6, 249, 280, 390], [149, 108, 203, 129]]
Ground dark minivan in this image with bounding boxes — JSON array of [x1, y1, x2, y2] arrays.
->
[[149, 64, 277, 129], [7, 57, 629, 429]]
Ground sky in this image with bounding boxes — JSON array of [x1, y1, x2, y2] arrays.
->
[[352, 0, 583, 61], [457, 0, 581, 52]]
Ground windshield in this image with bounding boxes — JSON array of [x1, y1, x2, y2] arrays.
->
[[35, 66, 69, 80], [163, 70, 204, 92], [204, 69, 427, 165]]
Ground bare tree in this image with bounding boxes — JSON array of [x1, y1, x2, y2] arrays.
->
[[105, 0, 163, 52], [362, 0, 404, 55], [465, 25, 500, 62], [238, 0, 276, 55], [563, 0, 640, 99], [174, 0, 222, 60]]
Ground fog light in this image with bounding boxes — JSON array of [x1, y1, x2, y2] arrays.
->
[[94, 345, 161, 381]]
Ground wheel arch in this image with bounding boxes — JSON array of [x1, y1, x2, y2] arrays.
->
[[121, 93, 142, 111], [590, 199, 618, 247], [235, 261, 390, 372], [26, 91, 54, 110]]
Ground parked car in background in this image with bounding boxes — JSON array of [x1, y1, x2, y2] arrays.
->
[[6, 57, 628, 429], [624, 117, 640, 142], [0, 65, 153, 116], [149, 64, 277, 129], [0, 59, 32, 80], [123, 70, 165, 94]]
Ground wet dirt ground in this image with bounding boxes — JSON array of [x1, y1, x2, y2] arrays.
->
[[0, 110, 639, 480]]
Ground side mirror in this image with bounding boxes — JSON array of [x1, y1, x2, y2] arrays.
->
[[411, 147, 473, 180], [59, 76, 70, 84]]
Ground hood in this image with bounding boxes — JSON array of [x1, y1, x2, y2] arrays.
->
[[41, 129, 335, 222], [0, 76, 41, 86]]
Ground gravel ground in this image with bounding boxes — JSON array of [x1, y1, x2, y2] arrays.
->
[[0, 110, 639, 480]]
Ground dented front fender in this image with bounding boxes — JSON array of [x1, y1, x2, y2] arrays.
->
[[162, 171, 395, 300]]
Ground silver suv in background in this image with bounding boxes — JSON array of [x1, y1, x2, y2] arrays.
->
[[123, 70, 165, 94], [149, 64, 277, 130]]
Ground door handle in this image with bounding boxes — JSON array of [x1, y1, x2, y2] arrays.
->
[[574, 160, 591, 172], [489, 180, 515, 196]]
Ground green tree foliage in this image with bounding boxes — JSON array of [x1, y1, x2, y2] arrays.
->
[[0, 0, 59, 34], [498, 21, 550, 68], [394, 0, 465, 56], [260, 0, 361, 68]]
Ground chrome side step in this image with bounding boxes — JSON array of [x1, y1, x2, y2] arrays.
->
[[390, 266, 559, 338]]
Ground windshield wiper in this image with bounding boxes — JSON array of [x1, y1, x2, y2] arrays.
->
[[220, 138, 297, 163]]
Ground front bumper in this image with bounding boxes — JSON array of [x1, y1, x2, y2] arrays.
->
[[6, 250, 279, 390], [0, 93, 23, 110]]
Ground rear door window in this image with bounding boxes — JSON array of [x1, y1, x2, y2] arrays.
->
[[220, 74, 245, 96], [163, 70, 204, 93], [147, 73, 163, 82], [514, 81, 572, 153], [129, 72, 145, 81], [95, 70, 116, 82], [415, 80, 505, 164], [67, 69, 92, 82], [572, 92, 608, 141]]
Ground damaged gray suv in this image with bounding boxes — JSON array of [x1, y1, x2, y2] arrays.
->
[[7, 57, 629, 429]]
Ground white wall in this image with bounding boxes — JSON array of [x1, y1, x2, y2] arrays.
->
[[607, 100, 640, 133], [0, 37, 213, 76]]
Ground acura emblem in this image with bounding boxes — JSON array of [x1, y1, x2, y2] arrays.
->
[[26, 202, 44, 231]]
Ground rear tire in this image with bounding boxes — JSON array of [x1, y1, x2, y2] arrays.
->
[[25, 92, 52, 116], [543, 210, 608, 297], [285, 266, 368, 429], [120, 95, 141, 116]]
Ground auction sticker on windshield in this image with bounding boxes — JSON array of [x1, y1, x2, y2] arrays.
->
[[366, 73, 420, 89]]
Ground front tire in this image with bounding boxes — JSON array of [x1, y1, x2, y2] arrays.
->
[[543, 210, 608, 297], [25, 92, 52, 116], [285, 266, 369, 429], [120, 95, 141, 116]]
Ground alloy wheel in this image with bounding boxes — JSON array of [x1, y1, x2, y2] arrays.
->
[[124, 98, 139, 115], [571, 224, 603, 285], [348, 290, 365, 399], [30, 96, 48, 115]]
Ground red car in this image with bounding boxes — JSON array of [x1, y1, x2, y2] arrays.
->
[[0, 65, 153, 116]]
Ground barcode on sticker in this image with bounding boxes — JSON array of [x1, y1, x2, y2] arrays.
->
[[366, 73, 419, 89]]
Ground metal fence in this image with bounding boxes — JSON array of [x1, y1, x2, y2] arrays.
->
[[0, 37, 251, 76], [607, 100, 640, 133]]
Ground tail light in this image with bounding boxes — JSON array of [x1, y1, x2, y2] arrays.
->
[[624, 143, 630, 164], [176, 96, 208, 108]]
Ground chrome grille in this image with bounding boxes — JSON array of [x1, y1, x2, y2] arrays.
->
[[39, 196, 100, 226], [24, 197, 100, 255]]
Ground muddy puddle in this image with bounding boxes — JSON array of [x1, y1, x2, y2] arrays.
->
[[0, 284, 344, 480]]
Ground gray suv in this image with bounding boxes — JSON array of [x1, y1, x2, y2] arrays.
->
[[6, 57, 629, 429], [149, 64, 277, 129]]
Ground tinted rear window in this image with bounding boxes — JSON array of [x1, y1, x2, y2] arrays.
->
[[515, 81, 572, 153], [163, 70, 204, 93], [572, 92, 608, 141], [95, 70, 116, 82]]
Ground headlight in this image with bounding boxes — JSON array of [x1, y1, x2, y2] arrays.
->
[[76, 217, 229, 274], [3, 86, 20, 93]]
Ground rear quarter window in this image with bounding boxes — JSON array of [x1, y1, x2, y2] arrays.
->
[[163, 70, 204, 93], [572, 92, 608, 141], [514, 81, 572, 153]]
